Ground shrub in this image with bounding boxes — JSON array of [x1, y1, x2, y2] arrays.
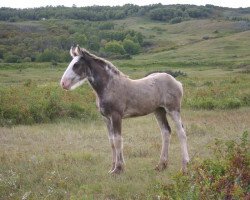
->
[[170, 17, 183, 24], [122, 39, 140, 55], [22, 57, 32, 62], [104, 41, 126, 55], [36, 49, 60, 62], [161, 131, 250, 199], [4, 54, 21, 63]]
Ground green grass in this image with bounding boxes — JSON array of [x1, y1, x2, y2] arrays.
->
[[1, 62, 249, 125]]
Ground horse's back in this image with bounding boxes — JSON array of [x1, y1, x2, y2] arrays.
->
[[144, 72, 183, 95], [145, 72, 183, 111]]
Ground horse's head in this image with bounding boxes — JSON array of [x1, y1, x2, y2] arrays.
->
[[60, 45, 90, 90]]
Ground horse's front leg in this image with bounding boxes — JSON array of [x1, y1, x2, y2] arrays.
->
[[109, 112, 124, 174], [104, 117, 116, 173]]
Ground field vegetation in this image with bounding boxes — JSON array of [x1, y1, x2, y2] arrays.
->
[[0, 4, 249, 199]]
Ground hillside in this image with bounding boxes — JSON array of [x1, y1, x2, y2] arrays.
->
[[0, 4, 250, 65], [0, 4, 250, 200], [115, 17, 250, 65]]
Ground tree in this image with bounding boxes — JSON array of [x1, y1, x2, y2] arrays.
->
[[72, 33, 87, 46], [122, 39, 140, 55], [104, 41, 125, 55]]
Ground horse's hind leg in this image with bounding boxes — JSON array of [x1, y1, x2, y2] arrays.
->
[[169, 110, 189, 173], [154, 107, 171, 171]]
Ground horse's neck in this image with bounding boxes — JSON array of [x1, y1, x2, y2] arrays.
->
[[87, 60, 110, 97]]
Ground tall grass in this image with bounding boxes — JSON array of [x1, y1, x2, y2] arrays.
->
[[182, 75, 250, 110], [1, 69, 249, 126], [0, 81, 98, 126]]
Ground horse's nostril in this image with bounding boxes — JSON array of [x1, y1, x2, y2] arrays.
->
[[61, 80, 66, 88]]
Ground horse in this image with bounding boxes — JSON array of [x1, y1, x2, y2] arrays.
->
[[60, 45, 189, 174]]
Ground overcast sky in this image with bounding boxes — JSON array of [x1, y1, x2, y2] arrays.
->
[[1, 0, 250, 9]]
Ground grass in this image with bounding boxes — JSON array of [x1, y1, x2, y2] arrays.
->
[[0, 108, 249, 199], [1, 62, 249, 125]]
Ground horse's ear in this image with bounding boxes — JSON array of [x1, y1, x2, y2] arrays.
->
[[74, 45, 83, 56], [70, 46, 76, 58]]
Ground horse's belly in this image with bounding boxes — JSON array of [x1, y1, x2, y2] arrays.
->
[[122, 100, 159, 118]]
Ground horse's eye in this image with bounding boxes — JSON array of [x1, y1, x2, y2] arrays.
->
[[73, 63, 83, 75]]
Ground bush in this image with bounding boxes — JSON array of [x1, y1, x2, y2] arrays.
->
[[170, 17, 183, 24], [161, 131, 250, 199], [36, 49, 58, 62], [122, 39, 140, 55], [22, 57, 32, 62], [104, 41, 126, 55], [4, 54, 21, 63]]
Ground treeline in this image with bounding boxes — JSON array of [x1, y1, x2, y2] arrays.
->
[[1, 4, 249, 22]]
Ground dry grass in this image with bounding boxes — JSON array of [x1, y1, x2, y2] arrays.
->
[[0, 108, 249, 199]]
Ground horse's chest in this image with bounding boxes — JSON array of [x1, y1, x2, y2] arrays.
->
[[97, 99, 117, 116]]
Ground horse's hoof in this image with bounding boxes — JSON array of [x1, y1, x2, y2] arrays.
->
[[181, 167, 188, 175], [108, 163, 116, 173], [181, 160, 189, 174], [109, 165, 124, 175], [155, 162, 168, 171]]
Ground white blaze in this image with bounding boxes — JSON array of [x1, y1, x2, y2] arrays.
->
[[60, 56, 86, 90]]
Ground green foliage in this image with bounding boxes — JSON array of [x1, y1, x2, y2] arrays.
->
[[0, 4, 218, 22], [161, 132, 250, 199], [122, 39, 140, 55], [170, 17, 183, 24], [0, 4, 248, 63], [183, 76, 249, 110], [0, 83, 98, 126], [98, 22, 115, 30], [104, 41, 126, 55], [0, 19, 144, 62], [148, 5, 214, 22], [36, 49, 58, 62], [72, 33, 87, 47], [149, 8, 177, 21], [3, 54, 21, 63]]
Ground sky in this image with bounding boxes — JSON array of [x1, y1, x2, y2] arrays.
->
[[0, 0, 250, 9]]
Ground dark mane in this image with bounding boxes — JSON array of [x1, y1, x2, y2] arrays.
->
[[80, 48, 125, 76]]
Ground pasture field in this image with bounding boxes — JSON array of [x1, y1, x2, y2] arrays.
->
[[0, 108, 249, 199], [0, 63, 249, 199], [0, 17, 250, 199]]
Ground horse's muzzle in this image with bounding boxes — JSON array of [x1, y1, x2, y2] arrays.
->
[[60, 78, 71, 90]]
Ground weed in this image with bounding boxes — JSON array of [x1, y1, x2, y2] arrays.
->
[[161, 131, 250, 199]]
